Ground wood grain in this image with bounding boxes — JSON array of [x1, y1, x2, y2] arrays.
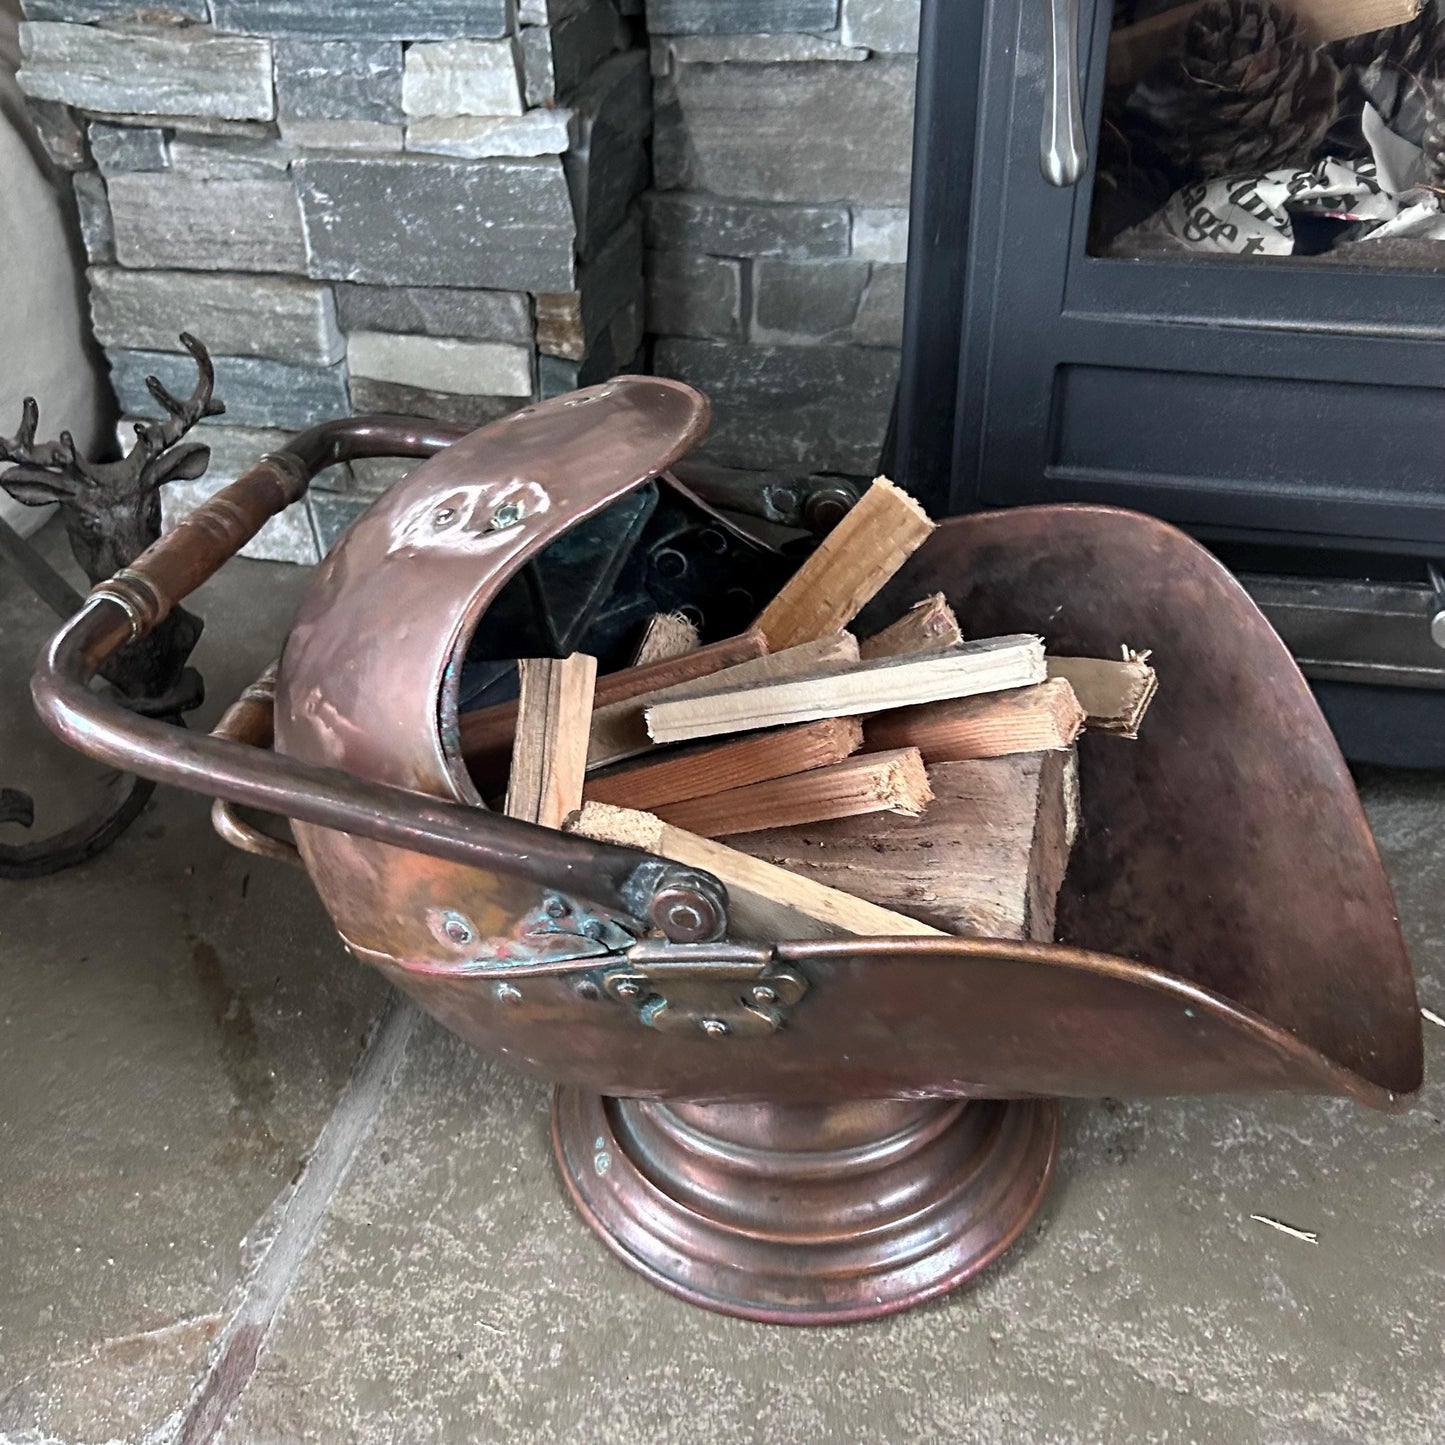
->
[[584, 717, 864, 811], [633, 611, 700, 666], [734, 750, 1080, 941], [1047, 655, 1157, 737], [645, 635, 1046, 744], [568, 802, 945, 942], [503, 653, 597, 828], [858, 592, 962, 660], [459, 628, 767, 784], [754, 477, 935, 651], [654, 747, 932, 837], [589, 631, 860, 769], [866, 678, 1085, 762]]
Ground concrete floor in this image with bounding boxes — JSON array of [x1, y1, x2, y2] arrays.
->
[[1, 527, 1442, 1445]]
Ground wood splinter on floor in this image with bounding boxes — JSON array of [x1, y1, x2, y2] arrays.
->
[[1421, 1006, 1445, 1029], [1249, 1214, 1319, 1244]]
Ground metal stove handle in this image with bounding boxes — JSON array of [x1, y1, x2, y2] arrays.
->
[[31, 414, 731, 946], [1042, 0, 1088, 187]]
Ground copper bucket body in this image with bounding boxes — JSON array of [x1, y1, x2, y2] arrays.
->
[[34, 379, 1423, 1325]]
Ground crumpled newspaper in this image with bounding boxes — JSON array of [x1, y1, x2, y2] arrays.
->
[[1112, 104, 1445, 256]]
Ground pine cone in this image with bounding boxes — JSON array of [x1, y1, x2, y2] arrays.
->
[[1424, 88, 1445, 183], [1332, 1, 1445, 164], [1129, 0, 1342, 178]]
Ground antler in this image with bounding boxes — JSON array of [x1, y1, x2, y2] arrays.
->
[[1, 333, 225, 509]]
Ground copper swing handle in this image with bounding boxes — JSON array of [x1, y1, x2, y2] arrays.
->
[[32, 416, 728, 944]]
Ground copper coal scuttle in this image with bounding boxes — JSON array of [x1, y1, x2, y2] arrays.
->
[[31, 379, 1423, 1324]]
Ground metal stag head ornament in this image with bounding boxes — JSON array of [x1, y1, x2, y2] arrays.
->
[[30, 378, 1423, 1325]]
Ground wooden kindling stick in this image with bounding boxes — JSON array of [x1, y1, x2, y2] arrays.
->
[[588, 630, 861, 770], [503, 653, 597, 828], [652, 747, 932, 838], [584, 716, 865, 811], [645, 635, 1046, 745], [568, 801, 945, 941], [754, 477, 935, 651], [865, 678, 1086, 763], [632, 611, 700, 667], [857, 592, 962, 660], [1047, 653, 1158, 738]]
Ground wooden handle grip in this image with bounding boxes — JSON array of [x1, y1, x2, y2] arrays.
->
[[91, 456, 306, 637]]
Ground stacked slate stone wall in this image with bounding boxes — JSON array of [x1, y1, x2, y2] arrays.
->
[[644, 0, 918, 490], [17, 0, 651, 562]]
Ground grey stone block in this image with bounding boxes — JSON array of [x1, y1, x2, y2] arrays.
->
[[838, 0, 920, 53], [88, 123, 169, 175], [521, 2, 623, 106], [537, 352, 580, 398], [645, 249, 743, 341], [405, 110, 571, 159], [535, 211, 643, 360], [850, 205, 908, 262], [85, 111, 271, 139], [651, 33, 866, 72], [334, 284, 532, 345], [22, 0, 206, 20], [275, 39, 403, 127], [282, 120, 404, 149], [852, 262, 904, 347], [403, 39, 524, 119], [108, 349, 350, 431], [347, 332, 532, 396], [751, 258, 868, 344], [518, 0, 594, 20], [159, 463, 321, 563], [313, 491, 373, 551], [295, 154, 576, 291], [644, 0, 838, 34], [90, 268, 344, 365], [564, 50, 651, 259], [643, 191, 849, 259], [108, 173, 307, 274], [19, 23, 275, 122], [349, 377, 527, 428], [654, 337, 898, 472], [72, 170, 113, 262], [167, 134, 297, 180], [29, 99, 89, 171], [655, 56, 914, 205], [210, 0, 509, 40]]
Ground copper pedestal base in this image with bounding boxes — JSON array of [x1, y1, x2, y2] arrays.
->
[[552, 1088, 1059, 1325]]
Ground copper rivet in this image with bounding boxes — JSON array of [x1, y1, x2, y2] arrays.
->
[[495, 983, 522, 1003], [700, 1019, 729, 1038]]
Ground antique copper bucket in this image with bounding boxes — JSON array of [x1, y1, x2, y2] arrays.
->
[[33, 378, 1423, 1324]]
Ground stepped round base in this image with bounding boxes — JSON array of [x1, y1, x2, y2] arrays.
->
[[552, 1088, 1059, 1325]]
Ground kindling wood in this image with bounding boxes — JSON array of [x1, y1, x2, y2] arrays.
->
[[1047, 654, 1158, 737], [652, 747, 931, 837], [754, 477, 935, 651], [568, 801, 945, 941], [589, 631, 861, 768], [503, 653, 597, 828], [645, 635, 1046, 744], [584, 716, 865, 811], [633, 611, 701, 666], [866, 678, 1085, 762], [735, 750, 1080, 941], [858, 592, 962, 660]]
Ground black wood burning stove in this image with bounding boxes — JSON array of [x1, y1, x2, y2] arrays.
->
[[894, 0, 1445, 764]]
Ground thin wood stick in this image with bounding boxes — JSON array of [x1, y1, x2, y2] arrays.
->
[[645, 635, 1046, 745], [754, 477, 935, 651], [633, 611, 700, 666], [654, 748, 932, 837], [589, 631, 860, 769], [503, 654, 597, 828], [459, 628, 768, 782], [865, 678, 1085, 763], [568, 802, 945, 941], [585, 717, 864, 811], [1047, 654, 1157, 737], [858, 592, 962, 660], [735, 751, 1080, 941]]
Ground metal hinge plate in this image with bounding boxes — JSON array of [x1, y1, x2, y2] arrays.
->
[[600, 940, 808, 1039]]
